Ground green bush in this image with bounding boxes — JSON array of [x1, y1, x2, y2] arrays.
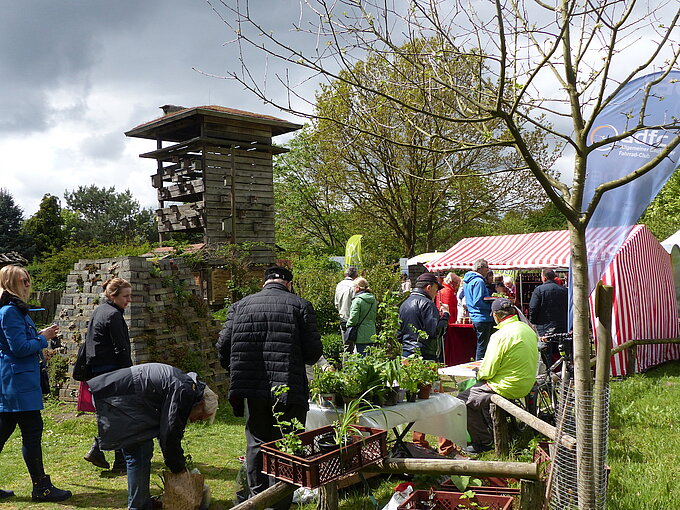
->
[[292, 255, 343, 333], [27, 242, 153, 291]]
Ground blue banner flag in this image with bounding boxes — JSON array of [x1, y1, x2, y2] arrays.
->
[[568, 71, 680, 327], [583, 72, 680, 283]]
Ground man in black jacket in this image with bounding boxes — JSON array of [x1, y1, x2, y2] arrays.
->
[[216, 266, 322, 510], [398, 272, 449, 360], [528, 269, 569, 337], [88, 363, 218, 510]]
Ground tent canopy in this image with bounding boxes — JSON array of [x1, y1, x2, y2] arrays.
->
[[662, 229, 680, 253], [407, 252, 442, 266], [426, 230, 570, 271]]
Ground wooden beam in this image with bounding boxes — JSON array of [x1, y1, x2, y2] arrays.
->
[[363, 457, 539, 480], [229, 481, 297, 510], [589, 337, 680, 367], [489, 394, 576, 450]]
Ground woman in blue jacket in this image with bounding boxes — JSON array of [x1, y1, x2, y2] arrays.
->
[[0, 265, 71, 502]]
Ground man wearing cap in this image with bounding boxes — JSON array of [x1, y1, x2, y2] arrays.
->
[[334, 266, 358, 350], [463, 259, 495, 360], [398, 272, 449, 360], [398, 272, 451, 454], [87, 362, 219, 510], [216, 266, 322, 509], [456, 298, 538, 455]]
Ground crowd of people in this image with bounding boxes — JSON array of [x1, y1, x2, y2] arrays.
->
[[0, 258, 569, 509]]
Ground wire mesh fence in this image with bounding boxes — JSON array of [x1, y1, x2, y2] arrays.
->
[[549, 381, 610, 510]]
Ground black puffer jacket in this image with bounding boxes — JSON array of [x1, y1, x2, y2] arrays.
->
[[529, 280, 569, 336], [85, 301, 132, 371], [88, 363, 204, 473], [398, 288, 449, 359], [216, 282, 322, 412]]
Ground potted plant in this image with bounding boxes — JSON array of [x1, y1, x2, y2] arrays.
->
[[271, 385, 306, 456], [318, 389, 376, 453], [310, 366, 342, 407], [379, 358, 403, 405]]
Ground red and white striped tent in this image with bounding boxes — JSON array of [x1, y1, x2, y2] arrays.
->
[[426, 225, 679, 376]]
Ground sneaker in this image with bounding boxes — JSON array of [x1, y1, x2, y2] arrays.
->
[[0, 489, 14, 499], [463, 443, 494, 456]]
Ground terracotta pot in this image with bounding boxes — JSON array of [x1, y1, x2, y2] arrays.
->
[[418, 383, 432, 400]]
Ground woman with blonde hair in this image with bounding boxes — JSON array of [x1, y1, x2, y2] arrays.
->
[[0, 265, 72, 501], [82, 277, 133, 473], [346, 277, 378, 355]]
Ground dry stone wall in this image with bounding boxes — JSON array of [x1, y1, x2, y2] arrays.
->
[[55, 256, 228, 400]]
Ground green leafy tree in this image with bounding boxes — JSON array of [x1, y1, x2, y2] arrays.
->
[[641, 168, 680, 241], [63, 185, 156, 244], [0, 188, 30, 256], [274, 126, 351, 254], [308, 41, 554, 256], [22, 194, 66, 258]]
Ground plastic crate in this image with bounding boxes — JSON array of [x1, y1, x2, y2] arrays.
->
[[261, 425, 387, 489], [438, 482, 521, 497], [397, 490, 513, 510]]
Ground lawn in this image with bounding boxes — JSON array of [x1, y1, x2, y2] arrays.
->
[[1, 361, 678, 509]]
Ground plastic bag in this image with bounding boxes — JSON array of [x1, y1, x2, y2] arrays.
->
[[233, 456, 250, 505], [293, 487, 318, 504], [381, 482, 414, 510]]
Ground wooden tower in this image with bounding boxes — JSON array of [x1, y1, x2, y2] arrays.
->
[[125, 105, 301, 264]]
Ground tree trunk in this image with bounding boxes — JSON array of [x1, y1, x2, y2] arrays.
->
[[568, 224, 595, 510]]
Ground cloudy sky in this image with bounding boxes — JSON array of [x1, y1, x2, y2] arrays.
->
[[0, 0, 306, 217], [1, 1, 676, 219]]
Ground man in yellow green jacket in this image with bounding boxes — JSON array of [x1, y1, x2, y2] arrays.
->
[[457, 298, 538, 454]]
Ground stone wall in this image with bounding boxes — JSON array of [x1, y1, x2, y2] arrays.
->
[[54, 256, 228, 400]]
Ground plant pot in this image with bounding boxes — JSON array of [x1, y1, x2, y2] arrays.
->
[[417, 383, 432, 400], [372, 393, 385, 406], [396, 388, 406, 403], [334, 393, 344, 407], [383, 388, 399, 406], [317, 432, 352, 454], [406, 391, 417, 402], [317, 393, 336, 408]]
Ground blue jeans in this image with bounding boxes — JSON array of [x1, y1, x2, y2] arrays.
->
[[123, 439, 154, 510], [472, 321, 495, 360]]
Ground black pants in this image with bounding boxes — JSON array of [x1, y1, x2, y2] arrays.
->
[[245, 398, 307, 510], [456, 381, 496, 445], [0, 410, 45, 482]]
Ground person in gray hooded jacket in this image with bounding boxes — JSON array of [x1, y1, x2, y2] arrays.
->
[[88, 363, 218, 510]]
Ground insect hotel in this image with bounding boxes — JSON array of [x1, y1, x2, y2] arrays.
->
[[125, 105, 301, 265]]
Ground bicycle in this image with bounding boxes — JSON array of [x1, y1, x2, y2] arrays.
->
[[531, 332, 574, 426]]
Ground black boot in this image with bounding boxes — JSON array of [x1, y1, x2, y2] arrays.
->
[[31, 475, 72, 502], [84, 437, 110, 469], [0, 489, 14, 499], [110, 449, 127, 475]]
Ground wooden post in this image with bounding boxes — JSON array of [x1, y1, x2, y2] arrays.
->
[[317, 482, 339, 510], [490, 402, 509, 457], [593, 283, 613, 507], [626, 344, 636, 375], [521, 479, 546, 510], [229, 481, 296, 510]]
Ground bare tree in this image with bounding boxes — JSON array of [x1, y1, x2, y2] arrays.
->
[[207, 0, 680, 507]]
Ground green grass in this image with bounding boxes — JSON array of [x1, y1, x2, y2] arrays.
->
[[2, 362, 679, 509]]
